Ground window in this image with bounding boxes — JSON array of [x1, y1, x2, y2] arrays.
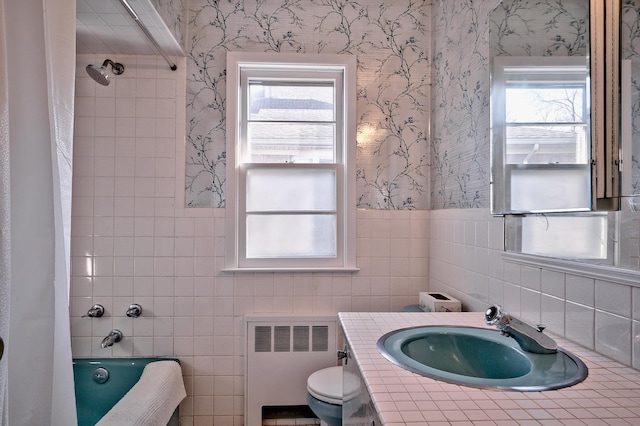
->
[[491, 56, 592, 213], [504, 213, 615, 263], [225, 52, 357, 271], [492, 57, 610, 262]]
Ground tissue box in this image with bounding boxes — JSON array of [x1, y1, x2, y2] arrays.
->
[[419, 292, 461, 312]]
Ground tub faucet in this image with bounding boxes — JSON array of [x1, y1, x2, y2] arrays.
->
[[101, 329, 123, 348], [484, 305, 557, 354]]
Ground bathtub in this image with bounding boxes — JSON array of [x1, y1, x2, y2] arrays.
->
[[73, 358, 180, 426]]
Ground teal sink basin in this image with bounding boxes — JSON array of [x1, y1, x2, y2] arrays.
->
[[377, 326, 588, 391]]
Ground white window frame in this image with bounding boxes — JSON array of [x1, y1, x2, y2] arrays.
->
[[224, 52, 357, 271], [491, 56, 592, 214]]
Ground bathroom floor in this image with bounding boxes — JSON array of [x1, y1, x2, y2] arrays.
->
[[262, 405, 320, 426]]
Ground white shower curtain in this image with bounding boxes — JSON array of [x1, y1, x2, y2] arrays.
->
[[0, 1, 10, 424], [0, 0, 77, 425]]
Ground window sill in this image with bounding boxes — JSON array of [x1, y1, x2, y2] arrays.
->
[[502, 252, 640, 287], [221, 267, 360, 273]]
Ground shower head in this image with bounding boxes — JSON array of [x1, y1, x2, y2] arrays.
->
[[85, 59, 125, 86]]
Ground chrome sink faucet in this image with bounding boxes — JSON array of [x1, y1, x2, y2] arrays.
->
[[484, 305, 557, 354], [101, 329, 123, 348]]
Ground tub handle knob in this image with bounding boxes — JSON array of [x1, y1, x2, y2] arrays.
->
[[126, 303, 142, 318], [82, 304, 104, 318]]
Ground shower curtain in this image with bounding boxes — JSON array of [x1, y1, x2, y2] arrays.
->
[[0, 1, 9, 424], [0, 0, 77, 424]]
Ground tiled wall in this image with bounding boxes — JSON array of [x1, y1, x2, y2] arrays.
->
[[71, 53, 430, 424], [428, 208, 640, 370]]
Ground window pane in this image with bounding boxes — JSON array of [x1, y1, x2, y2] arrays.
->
[[249, 83, 334, 121], [247, 168, 336, 212], [519, 215, 608, 259], [246, 214, 336, 258], [506, 87, 585, 123], [248, 123, 335, 163], [510, 166, 591, 212], [506, 124, 589, 164]]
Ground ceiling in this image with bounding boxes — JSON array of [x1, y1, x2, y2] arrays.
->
[[76, 0, 183, 57]]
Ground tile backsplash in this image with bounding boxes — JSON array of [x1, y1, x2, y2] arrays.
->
[[428, 208, 640, 371], [71, 54, 429, 424]]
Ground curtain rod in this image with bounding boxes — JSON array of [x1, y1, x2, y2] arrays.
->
[[117, 0, 177, 71]]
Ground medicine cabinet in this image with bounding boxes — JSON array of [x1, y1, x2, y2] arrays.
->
[[490, 0, 621, 214], [491, 0, 640, 271]]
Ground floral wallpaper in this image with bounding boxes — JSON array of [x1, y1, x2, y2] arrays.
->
[[150, 0, 187, 50], [430, 0, 589, 209], [185, 0, 430, 209], [490, 0, 588, 57], [430, 0, 495, 209]]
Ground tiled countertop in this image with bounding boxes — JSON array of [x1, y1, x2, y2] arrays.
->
[[339, 312, 640, 425]]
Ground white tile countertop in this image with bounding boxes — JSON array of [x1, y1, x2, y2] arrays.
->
[[339, 312, 640, 425]]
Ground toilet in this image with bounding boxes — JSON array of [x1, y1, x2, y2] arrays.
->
[[307, 366, 343, 426]]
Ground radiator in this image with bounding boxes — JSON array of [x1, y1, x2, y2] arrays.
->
[[244, 314, 340, 426]]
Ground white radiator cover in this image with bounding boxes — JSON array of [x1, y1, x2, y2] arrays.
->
[[244, 314, 340, 426]]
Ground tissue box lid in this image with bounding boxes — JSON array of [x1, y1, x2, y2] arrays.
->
[[419, 292, 461, 312]]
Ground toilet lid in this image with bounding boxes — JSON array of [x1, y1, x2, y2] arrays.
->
[[307, 366, 343, 405]]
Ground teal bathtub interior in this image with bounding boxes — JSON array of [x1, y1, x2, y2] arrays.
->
[[73, 357, 180, 426]]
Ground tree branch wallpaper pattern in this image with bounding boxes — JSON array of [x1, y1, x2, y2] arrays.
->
[[430, 0, 495, 209], [491, 0, 588, 57], [185, 0, 430, 209], [151, 0, 187, 50], [185, 0, 594, 210], [430, 0, 588, 209]]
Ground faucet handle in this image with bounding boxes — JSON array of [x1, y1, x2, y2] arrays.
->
[[484, 305, 504, 325], [536, 324, 546, 332], [337, 346, 349, 364], [126, 303, 142, 318], [82, 304, 104, 318]]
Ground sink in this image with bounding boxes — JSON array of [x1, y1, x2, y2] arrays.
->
[[377, 325, 588, 391]]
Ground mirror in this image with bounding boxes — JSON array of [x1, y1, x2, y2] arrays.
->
[[621, 1, 640, 200], [617, 0, 640, 270], [493, 0, 640, 272], [490, 0, 593, 214]]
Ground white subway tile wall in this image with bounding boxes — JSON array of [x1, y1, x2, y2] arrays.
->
[[429, 208, 640, 371], [71, 53, 430, 425]]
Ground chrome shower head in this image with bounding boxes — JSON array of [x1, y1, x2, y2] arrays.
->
[[85, 59, 125, 86]]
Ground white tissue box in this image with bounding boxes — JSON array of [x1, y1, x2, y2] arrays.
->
[[419, 292, 461, 312]]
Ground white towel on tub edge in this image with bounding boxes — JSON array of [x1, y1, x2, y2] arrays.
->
[[96, 360, 187, 426]]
